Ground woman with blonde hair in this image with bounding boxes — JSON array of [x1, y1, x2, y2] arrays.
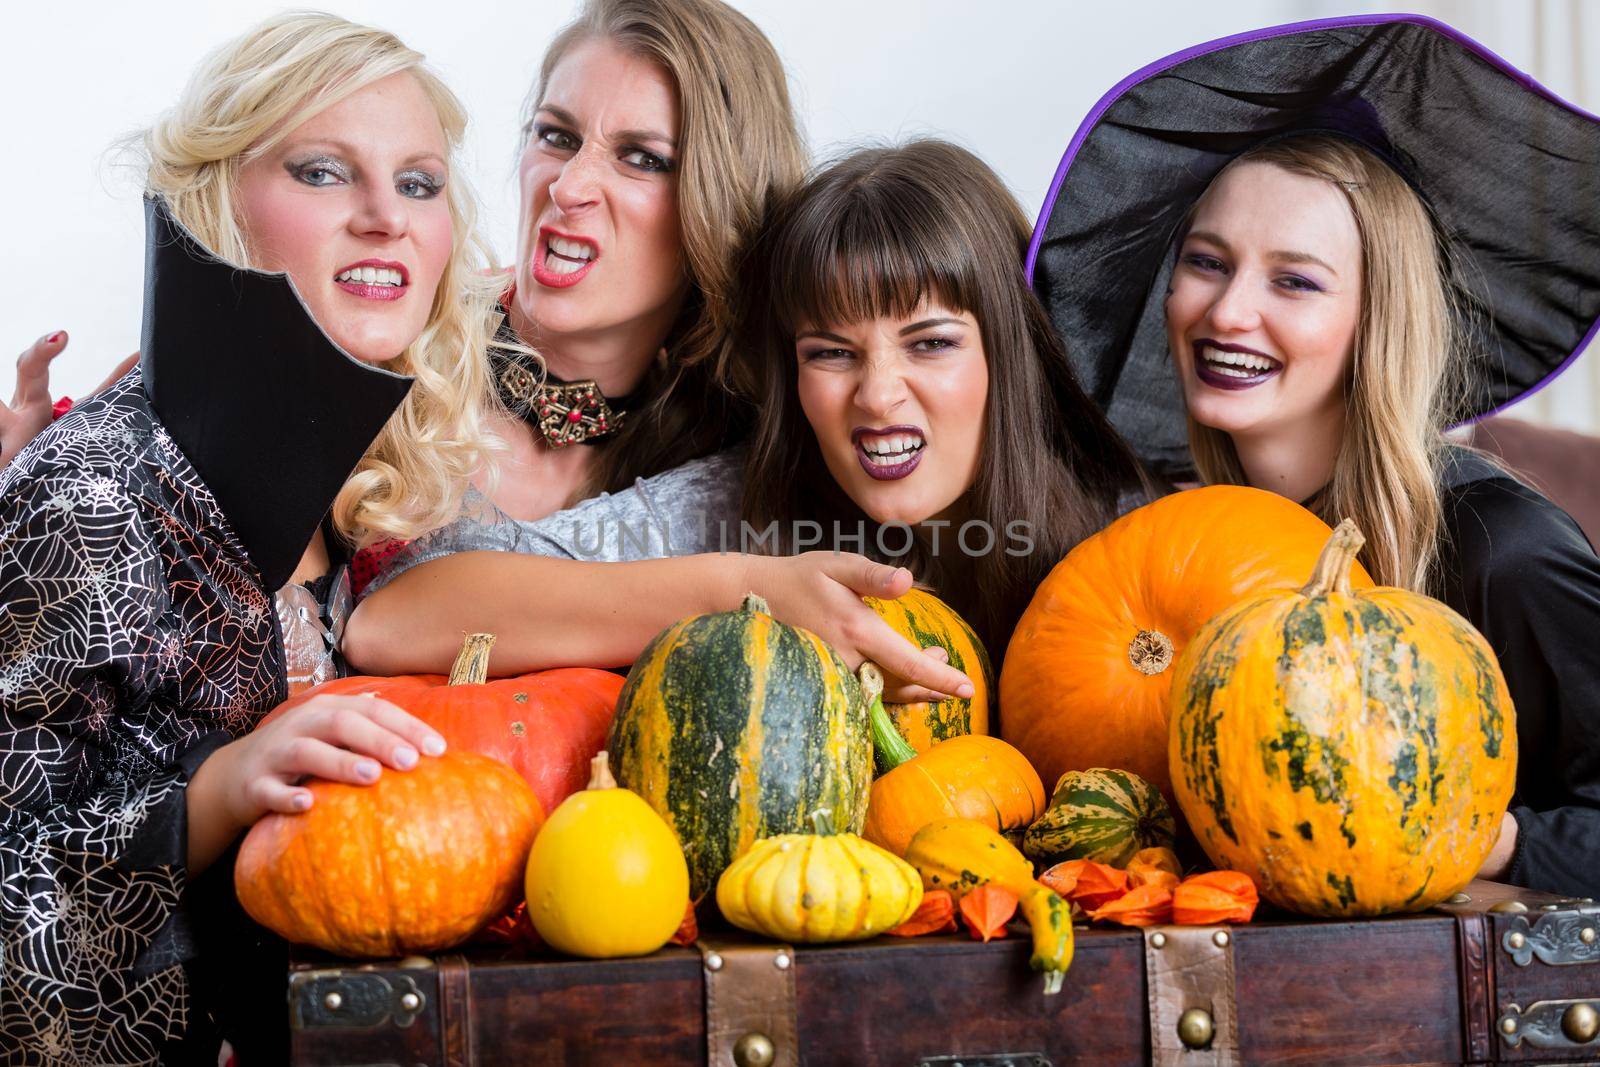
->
[[0, 13, 504, 1062], [342, 0, 977, 702], [1029, 16, 1600, 896]]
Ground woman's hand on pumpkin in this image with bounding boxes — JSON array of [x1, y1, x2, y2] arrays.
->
[[1476, 811, 1520, 880], [746, 552, 974, 703], [215, 694, 447, 824]]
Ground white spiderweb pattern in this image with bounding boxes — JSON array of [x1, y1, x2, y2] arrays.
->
[[0, 369, 284, 1065]]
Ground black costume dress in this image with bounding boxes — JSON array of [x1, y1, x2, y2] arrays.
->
[[1440, 452, 1600, 898], [0, 199, 410, 1064], [1026, 16, 1600, 897]]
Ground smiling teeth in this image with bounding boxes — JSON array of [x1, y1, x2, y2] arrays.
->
[[861, 434, 925, 464], [336, 266, 403, 286], [1201, 346, 1276, 375]]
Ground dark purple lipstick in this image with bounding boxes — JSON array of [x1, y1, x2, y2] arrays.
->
[[1192, 340, 1283, 391], [852, 424, 925, 481]]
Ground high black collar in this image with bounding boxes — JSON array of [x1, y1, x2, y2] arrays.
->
[[138, 197, 413, 591]]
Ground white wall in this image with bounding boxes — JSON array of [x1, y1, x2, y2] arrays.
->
[[3, 0, 1596, 430]]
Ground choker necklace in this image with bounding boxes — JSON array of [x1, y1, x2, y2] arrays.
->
[[496, 351, 649, 449]]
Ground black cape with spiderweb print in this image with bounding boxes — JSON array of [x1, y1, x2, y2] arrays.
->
[[0, 200, 409, 1064]]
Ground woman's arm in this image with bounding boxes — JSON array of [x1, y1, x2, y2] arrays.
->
[[1449, 476, 1600, 897], [343, 549, 976, 699]]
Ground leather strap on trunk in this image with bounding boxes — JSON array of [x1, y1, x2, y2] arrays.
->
[[1455, 912, 1498, 1064], [1145, 926, 1241, 1066], [699, 938, 799, 1067], [437, 953, 475, 1067]]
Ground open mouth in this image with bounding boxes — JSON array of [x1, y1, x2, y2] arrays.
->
[[1193, 341, 1282, 390], [853, 426, 926, 481], [334, 260, 408, 302], [534, 229, 599, 288]]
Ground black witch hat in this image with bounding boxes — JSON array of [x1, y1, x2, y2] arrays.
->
[[1027, 14, 1600, 479]]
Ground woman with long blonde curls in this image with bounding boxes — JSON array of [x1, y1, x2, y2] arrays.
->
[[1029, 16, 1600, 896], [0, 13, 504, 1062], [341, 0, 977, 703]]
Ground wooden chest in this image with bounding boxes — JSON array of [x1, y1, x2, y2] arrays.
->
[[287, 880, 1600, 1066]]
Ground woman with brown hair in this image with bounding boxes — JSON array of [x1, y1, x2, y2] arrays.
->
[[740, 140, 1149, 655]]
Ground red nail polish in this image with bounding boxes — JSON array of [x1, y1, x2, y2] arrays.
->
[[46, 332, 63, 345]]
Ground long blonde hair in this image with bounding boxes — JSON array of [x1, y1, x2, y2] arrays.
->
[[523, 0, 808, 497], [1187, 135, 1470, 591], [132, 11, 504, 547]]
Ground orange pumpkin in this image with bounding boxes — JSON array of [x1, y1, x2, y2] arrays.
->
[[999, 486, 1372, 799], [268, 634, 622, 815], [235, 752, 542, 957], [859, 664, 1045, 856], [1169, 521, 1516, 916]]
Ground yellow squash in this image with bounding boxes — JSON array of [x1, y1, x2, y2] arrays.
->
[[524, 752, 690, 958], [904, 818, 1075, 994], [716, 810, 922, 942]]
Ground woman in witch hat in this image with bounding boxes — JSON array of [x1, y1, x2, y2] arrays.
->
[[1028, 14, 1600, 897], [0, 14, 506, 1062]]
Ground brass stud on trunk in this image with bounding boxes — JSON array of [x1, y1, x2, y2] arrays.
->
[[1490, 900, 1529, 914], [1562, 1003, 1599, 1044], [733, 1032, 777, 1067], [1178, 1008, 1215, 1050]]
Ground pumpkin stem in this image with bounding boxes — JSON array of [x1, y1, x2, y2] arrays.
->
[[1127, 630, 1174, 676], [810, 808, 837, 836], [741, 592, 772, 616], [861, 662, 919, 772], [448, 633, 496, 686], [1301, 519, 1367, 599], [587, 751, 618, 790]]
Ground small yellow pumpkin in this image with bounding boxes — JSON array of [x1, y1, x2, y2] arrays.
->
[[525, 752, 689, 958], [716, 810, 922, 942], [904, 817, 1075, 994]]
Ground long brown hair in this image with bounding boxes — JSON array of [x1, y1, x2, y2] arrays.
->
[[741, 140, 1148, 652], [522, 0, 807, 494], [1185, 135, 1474, 591]]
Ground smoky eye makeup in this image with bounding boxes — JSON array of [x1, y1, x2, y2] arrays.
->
[[284, 155, 352, 187]]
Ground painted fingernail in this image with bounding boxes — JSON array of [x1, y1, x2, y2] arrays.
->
[[46, 332, 63, 345], [393, 745, 418, 769], [421, 736, 445, 757], [356, 759, 381, 782], [292, 792, 312, 811]]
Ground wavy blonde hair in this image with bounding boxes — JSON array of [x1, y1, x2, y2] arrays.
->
[[523, 0, 807, 497], [1187, 135, 1471, 591], [131, 11, 505, 547]]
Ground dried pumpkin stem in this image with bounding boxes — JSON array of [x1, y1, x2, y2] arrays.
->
[[809, 808, 836, 835], [448, 633, 496, 686], [1301, 519, 1367, 598], [587, 751, 618, 791], [741, 592, 772, 616], [861, 662, 918, 772], [1127, 629, 1174, 676]]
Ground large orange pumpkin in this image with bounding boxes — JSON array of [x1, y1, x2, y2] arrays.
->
[[999, 486, 1373, 799], [269, 634, 622, 815], [1168, 520, 1516, 916], [235, 752, 542, 957]]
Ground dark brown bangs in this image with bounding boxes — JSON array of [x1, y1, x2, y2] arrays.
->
[[768, 157, 978, 339]]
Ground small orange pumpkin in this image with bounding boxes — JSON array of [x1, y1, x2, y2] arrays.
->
[[859, 664, 1045, 857], [863, 588, 994, 752], [235, 752, 542, 957], [1000, 486, 1373, 799]]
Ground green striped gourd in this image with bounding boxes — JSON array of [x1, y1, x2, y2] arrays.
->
[[608, 594, 872, 900], [863, 588, 994, 752], [1023, 767, 1176, 868]]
